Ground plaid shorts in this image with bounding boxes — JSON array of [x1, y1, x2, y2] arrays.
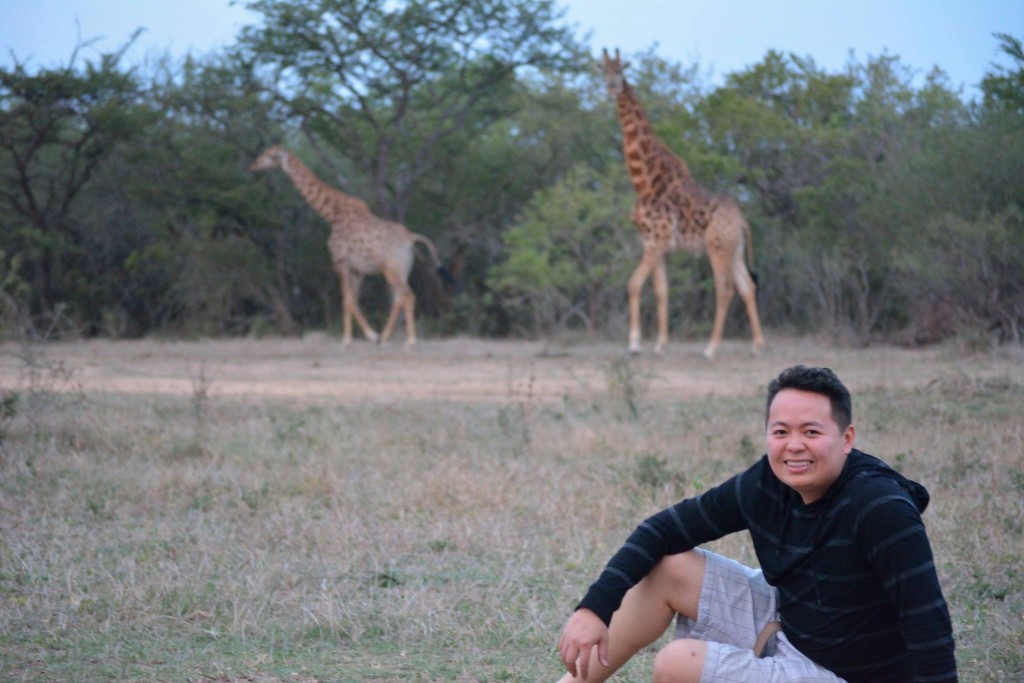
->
[[673, 549, 847, 683]]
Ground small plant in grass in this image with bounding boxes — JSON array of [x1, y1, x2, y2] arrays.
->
[[634, 452, 687, 499], [0, 306, 84, 454], [737, 434, 756, 461], [166, 363, 215, 459], [0, 250, 29, 341], [604, 356, 650, 419], [189, 362, 212, 434], [498, 364, 535, 455], [178, 361, 214, 458], [1009, 469, 1024, 494], [0, 388, 17, 444]]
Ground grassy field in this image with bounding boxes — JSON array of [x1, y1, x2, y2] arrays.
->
[[0, 336, 1022, 682]]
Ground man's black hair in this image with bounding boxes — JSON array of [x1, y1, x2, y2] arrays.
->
[[766, 365, 852, 431]]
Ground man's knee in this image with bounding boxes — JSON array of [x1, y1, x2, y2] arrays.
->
[[649, 550, 704, 586], [648, 550, 705, 618], [652, 638, 706, 683]]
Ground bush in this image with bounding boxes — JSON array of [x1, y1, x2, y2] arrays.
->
[[894, 206, 1024, 345]]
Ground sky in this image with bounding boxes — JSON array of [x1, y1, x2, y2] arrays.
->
[[2, 1, 1021, 100]]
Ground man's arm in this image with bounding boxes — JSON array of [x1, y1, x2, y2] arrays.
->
[[859, 492, 958, 682], [576, 468, 751, 624]]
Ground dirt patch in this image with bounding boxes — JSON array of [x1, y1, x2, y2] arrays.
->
[[0, 334, 1014, 404]]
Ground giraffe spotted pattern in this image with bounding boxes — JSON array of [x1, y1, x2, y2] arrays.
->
[[601, 48, 765, 358], [251, 145, 442, 348]]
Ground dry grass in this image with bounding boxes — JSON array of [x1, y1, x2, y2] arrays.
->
[[0, 337, 1021, 682]]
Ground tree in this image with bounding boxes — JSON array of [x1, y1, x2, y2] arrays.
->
[[981, 33, 1024, 115], [893, 207, 1024, 345], [699, 51, 858, 226], [489, 163, 636, 338], [691, 49, 990, 341], [111, 53, 307, 336], [237, 0, 585, 222], [878, 35, 1024, 346], [406, 66, 617, 335], [0, 37, 149, 330]]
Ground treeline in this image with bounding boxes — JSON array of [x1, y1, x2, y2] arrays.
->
[[1, 0, 1021, 348]]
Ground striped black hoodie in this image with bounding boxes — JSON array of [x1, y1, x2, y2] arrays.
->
[[577, 449, 958, 683]]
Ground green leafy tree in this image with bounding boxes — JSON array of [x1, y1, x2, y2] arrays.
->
[[981, 33, 1024, 115], [111, 52, 309, 336], [0, 37, 150, 331], [238, 0, 585, 222], [700, 50, 858, 227], [407, 66, 617, 335], [874, 35, 1024, 345], [489, 163, 636, 337], [235, 0, 589, 334], [894, 207, 1024, 345], [677, 53, 861, 337], [692, 49, 985, 341]]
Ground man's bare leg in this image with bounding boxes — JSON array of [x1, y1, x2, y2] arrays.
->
[[557, 550, 707, 683], [651, 639, 708, 683]]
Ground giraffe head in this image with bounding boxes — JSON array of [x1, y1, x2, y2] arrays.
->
[[250, 145, 288, 172], [599, 48, 629, 97]]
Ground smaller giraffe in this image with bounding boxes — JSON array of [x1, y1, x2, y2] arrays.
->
[[251, 145, 443, 347]]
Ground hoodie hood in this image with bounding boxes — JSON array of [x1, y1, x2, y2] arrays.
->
[[830, 449, 930, 513]]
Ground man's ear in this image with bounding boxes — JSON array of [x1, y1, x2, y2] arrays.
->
[[843, 424, 855, 454]]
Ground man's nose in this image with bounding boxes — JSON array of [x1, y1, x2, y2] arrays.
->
[[786, 435, 806, 451]]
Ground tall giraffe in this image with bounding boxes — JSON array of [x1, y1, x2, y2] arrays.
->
[[600, 49, 765, 358], [251, 145, 443, 348]]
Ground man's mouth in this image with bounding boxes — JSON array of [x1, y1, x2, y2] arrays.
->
[[785, 459, 812, 472]]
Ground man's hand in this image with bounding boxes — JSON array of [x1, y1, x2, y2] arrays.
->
[[558, 608, 610, 680]]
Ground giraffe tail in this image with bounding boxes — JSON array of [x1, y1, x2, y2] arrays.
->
[[412, 233, 457, 288], [742, 218, 759, 287], [411, 233, 441, 265]]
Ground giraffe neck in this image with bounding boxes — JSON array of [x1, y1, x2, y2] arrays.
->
[[279, 151, 364, 222], [616, 82, 693, 198]]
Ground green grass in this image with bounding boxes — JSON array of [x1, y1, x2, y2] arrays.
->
[[0, 341, 1022, 682]]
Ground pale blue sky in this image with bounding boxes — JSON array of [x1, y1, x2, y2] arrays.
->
[[2, 1, 1020, 100]]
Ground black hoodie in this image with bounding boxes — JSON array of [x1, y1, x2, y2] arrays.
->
[[577, 449, 958, 682]]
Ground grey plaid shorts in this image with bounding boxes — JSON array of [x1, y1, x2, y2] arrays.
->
[[673, 549, 848, 683]]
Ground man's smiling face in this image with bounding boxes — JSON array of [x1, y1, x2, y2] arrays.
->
[[766, 388, 855, 504]]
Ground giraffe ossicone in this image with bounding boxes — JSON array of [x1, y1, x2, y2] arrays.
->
[[600, 48, 765, 358], [251, 145, 444, 348]]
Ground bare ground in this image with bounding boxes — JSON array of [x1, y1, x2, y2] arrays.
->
[[2, 333, 1018, 404]]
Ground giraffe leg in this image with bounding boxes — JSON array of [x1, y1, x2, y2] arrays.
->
[[402, 287, 417, 348], [704, 250, 736, 360], [341, 269, 379, 344], [338, 270, 354, 347], [379, 272, 415, 347], [378, 292, 401, 345], [627, 252, 658, 354], [652, 258, 670, 354], [734, 257, 765, 356]]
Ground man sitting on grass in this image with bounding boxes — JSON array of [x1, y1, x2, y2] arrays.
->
[[557, 365, 958, 683]]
